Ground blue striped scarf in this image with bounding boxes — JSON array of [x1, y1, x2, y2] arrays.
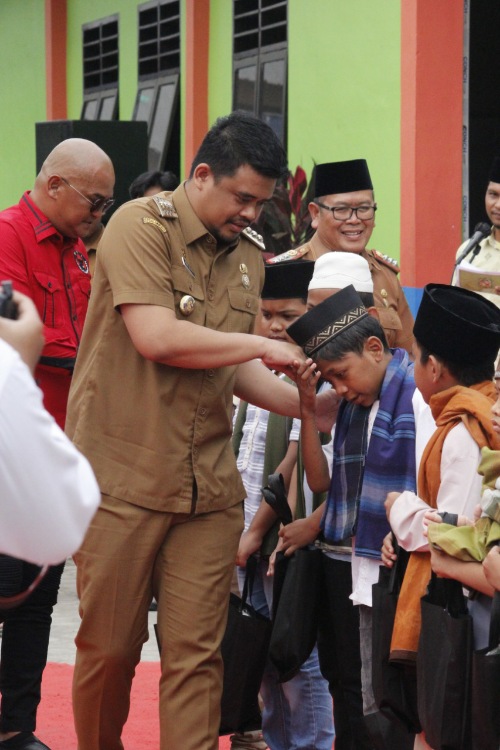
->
[[321, 348, 416, 558]]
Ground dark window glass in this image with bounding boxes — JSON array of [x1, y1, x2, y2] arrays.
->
[[82, 99, 99, 120], [100, 95, 117, 120], [134, 1, 181, 175], [234, 64, 257, 113], [233, 1, 287, 145], [134, 87, 156, 122], [81, 16, 119, 120], [259, 57, 285, 140]]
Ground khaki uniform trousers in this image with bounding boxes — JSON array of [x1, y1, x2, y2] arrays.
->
[[72, 493, 243, 750]]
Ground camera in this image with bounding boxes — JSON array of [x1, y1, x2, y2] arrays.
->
[[0, 280, 18, 319]]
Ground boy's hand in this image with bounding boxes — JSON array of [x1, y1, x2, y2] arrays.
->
[[293, 359, 321, 416], [235, 528, 263, 568], [267, 537, 284, 578], [483, 545, 500, 590], [381, 531, 396, 568], [278, 517, 319, 556], [384, 491, 401, 519], [422, 510, 442, 537]]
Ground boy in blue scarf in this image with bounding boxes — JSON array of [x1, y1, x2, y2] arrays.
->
[[286, 284, 418, 750]]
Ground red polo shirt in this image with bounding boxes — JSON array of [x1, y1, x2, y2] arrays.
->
[[0, 192, 91, 428]]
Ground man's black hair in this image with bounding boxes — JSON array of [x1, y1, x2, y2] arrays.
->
[[416, 340, 494, 387], [189, 111, 288, 181], [312, 315, 389, 362], [129, 170, 179, 199]]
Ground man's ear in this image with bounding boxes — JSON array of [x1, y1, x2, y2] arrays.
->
[[191, 163, 213, 190], [308, 201, 320, 229], [46, 174, 63, 200], [366, 306, 379, 320]]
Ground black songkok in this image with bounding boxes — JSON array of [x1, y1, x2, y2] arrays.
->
[[287, 285, 368, 356], [314, 159, 373, 198], [488, 156, 500, 184], [261, 260, 315, 300], [414, 283, 500, 365]]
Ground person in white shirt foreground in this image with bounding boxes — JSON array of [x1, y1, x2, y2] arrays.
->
[[0, 290, 100, 567]]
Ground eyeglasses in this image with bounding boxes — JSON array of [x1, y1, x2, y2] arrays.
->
[[60, 177, 115, 214], [314, 201, 377, 221]]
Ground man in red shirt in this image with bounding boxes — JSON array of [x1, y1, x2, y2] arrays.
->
[[0, 138, 114, 750]]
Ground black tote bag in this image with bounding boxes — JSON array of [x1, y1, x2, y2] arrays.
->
[[268, 546, 323, 683], [417, 575, 473, 750], [371, 543, 421, 733], [471, 590, 500, 750], [219, 557, 272, 735]]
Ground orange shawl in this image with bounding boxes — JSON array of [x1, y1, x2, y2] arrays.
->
[[390, 382, 499, 663]]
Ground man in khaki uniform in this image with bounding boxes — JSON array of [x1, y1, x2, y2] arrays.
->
[[66, 113, 320, 750], [268, 159, 414, 353]]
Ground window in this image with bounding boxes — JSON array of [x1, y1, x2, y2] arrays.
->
[[81, 16, 119, 120], [233, 0, 287, 144], [133, 0, 181, 174]]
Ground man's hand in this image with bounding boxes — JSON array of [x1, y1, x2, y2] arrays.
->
[[0, 291, 44, 374], [260, 338, 306, 378], [316, 386, 341, 433]]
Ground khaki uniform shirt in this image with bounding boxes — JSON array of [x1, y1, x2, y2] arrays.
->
[[66, 184, 265, 514], [453, 231, 500, 308], [268, 237, 414, 352]]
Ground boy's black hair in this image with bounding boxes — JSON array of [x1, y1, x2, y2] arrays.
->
[[129, 170, 179, 199], [357, 291, 375, 308], [189, 111, 288, 181], [416, 340, 494, 387], [312, 315, 389, 362]]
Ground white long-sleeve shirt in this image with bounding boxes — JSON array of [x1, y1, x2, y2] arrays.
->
[[389, 422, 482, 552], [0, 338, 100, 565]]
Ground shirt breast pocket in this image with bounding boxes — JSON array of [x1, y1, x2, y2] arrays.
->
[[33, 271, 63, 328], [171, 266, 205, 325], [226, 288, 260, 333]]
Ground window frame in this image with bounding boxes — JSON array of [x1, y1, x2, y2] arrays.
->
[[81, 15, 119, 121]]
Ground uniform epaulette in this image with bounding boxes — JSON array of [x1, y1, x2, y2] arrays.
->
[[152, 195, 178, 218], [242, 227, 266, 250], [368, 249, 400, 273], [266, 245, 310, 264]]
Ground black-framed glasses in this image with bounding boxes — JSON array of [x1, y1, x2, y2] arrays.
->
[[314, 201, 377, 221], [60, 177, 115, 214]]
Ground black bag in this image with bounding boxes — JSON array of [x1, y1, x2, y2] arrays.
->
[[371, 543, 421, 733], [219, 558, 272, 735], [268, 546, 323, 683], [471, 590, 500, 750], [417, 575, 473, 750]]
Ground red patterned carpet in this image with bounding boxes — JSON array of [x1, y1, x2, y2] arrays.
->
[[37, 662, 232, 749]]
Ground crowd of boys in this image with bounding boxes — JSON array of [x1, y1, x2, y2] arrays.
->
[[1, 111, 500, 750]]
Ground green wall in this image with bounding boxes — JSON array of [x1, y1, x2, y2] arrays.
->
[[288, 1, 401, 258], [208, 1, 233, 126], [0, 0, 402, 257], [0, 0, 46, 209]]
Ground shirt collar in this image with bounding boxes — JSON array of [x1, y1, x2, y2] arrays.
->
[[172, 182, 239, 253], [19, 191, 64, 245]]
